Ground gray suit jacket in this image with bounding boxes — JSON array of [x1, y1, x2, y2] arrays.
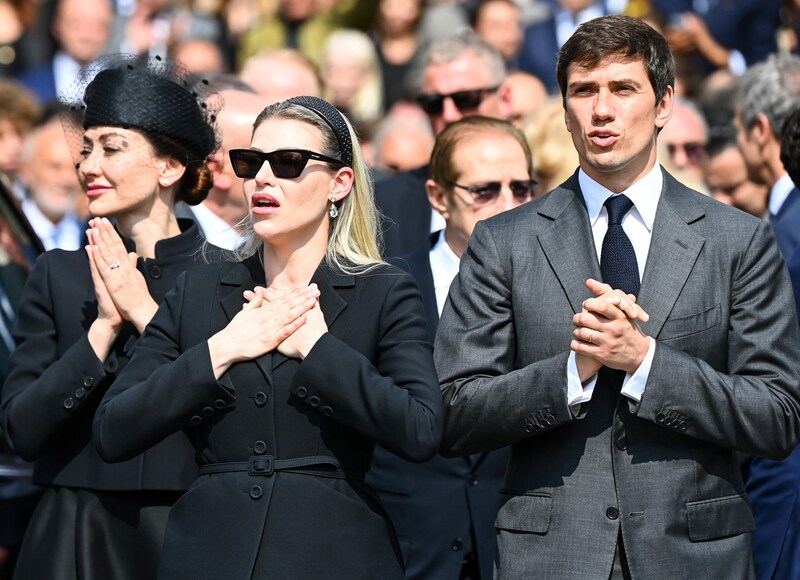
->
[[435, 169, 800, 580]]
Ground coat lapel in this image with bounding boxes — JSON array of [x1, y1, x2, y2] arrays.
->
[[536, 174, 603, 314], [218, 256, 276, 386], [637, 171, 706, 338]]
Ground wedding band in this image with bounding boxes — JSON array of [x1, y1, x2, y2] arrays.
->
[[588, 329, 595, 344], [109, 259, 121, 270]]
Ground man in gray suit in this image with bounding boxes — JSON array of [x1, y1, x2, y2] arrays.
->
[[435, 15, 800, 580]]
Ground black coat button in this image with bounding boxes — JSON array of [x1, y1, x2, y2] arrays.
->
[[83, 376, 94, 388], [149, 264, 162, 279], [469, 477, 478, 486], [296, 386, 307, 399], [450, 538, 463, 551], [63, 397, 74, 409], [201, 406, 213, 417], [190, 415, 202, 425], [308, 395, 320, 407], [524, 422, 533, 433], [606, 507, 619, 520], [249, 485, 263, 499], [74, 387, 86, 400], [678, 421, 687, 431], [253, 440, 267, 454], [656, 413, 665, 423], [254, 392, 268, 407], [321, 406, 333, 417], [214, 398, 226, 409], [616, 437, 628, 450], [664, 417, 673, 427]]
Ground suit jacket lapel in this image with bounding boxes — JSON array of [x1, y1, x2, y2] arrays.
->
[[312, 263, 352, 330], [637, 171, 706, 338], [537, 174, 603, 313], [219, 256, 276, 387]]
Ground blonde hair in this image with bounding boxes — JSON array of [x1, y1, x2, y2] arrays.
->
[[523, 97, 579, 191], [233, 100, 384, 274]]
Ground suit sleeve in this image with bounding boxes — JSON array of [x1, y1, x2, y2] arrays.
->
[[635, 221, 800, 459], [435, 221, 576, 457], [291, 272, 442, 462], [1, 253, 113, 460], [94, 272, 235, 463]]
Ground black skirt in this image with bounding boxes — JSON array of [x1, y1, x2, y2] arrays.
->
[[13, 487, 181, 580]]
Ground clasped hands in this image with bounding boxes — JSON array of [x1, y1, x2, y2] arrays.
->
[[570, 278, 651, 383]]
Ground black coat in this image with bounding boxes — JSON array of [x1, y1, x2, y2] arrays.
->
[[1, 220, 208, 490], [94, 256, 443, 580]]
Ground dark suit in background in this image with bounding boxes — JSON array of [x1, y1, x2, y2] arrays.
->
[[375, 166, 432, 258], [770, 186, 800, 261], [367, 234, 508, 579]]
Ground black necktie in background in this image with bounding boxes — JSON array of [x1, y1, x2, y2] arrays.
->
[[600, 195, 639, 297]]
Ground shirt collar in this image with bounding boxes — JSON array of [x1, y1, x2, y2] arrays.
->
[[579, 163, 662, 232], [769, 172, 795, 216]]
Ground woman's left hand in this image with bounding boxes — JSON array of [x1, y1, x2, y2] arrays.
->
[[87, 217, 159, 333]]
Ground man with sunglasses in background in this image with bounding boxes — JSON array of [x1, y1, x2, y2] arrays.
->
[[374, 31, 512, 259], [367, 116, 535, 580], [657, 97, 708, 188]]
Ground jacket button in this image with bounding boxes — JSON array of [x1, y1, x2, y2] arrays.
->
[[74, 387, 86, 400], [201, 406, 214, 417], [678, 421, 687, 431], [308, 395, 320, 407], [450, 538, 463, 551], [83, 376, 94, 388], [469, 477, 478, 486], [254, 391, 268, 407], [214, 398, 226, 409], [249, 485, 263, 500], [149, 264, 162, 279], [253, 440, 267, 454], [606, 507, 619, 520], [190, 415, 202, 425], [63, 397, 74, 409], [616, 436, 628, 450], [296, 386, 307, 399], [656, 413, 665, 423], [524, 422, 533, 433], [321, 406, 333, 417]]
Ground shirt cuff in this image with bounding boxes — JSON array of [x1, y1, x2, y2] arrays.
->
[[620, 336, 656, 402], [567, 351, 598, 407]]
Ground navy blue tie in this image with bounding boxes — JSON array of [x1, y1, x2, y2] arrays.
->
[[600, 195, 640, 297]]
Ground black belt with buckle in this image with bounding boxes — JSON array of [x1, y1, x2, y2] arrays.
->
[[199, 455, 345, 478]]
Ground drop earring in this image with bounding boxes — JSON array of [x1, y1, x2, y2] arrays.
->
[[328, 196, 339, 219]]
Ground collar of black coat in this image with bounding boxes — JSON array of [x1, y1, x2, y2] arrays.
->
[[119, 218, 202, 258], [219, 254, 356, 289]]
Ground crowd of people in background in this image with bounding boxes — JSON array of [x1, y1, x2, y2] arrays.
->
[[0, 1, 799, 579]]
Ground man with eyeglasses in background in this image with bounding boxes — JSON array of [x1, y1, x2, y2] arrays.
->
[[657, 97, 708, 188], [374, 31, 512, 259], [367, 115, 535, 580]]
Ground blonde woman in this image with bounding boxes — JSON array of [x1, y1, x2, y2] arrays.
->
[[94, 96, 442, 580]]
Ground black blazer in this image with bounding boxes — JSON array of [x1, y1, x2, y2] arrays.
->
[[1, 220, 208, 490], [94, 257, 443, 580], [368, 233, 508, 580], [375, 165, 432, 258]]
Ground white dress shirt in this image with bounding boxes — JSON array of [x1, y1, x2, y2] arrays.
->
[[768, 172, 795, 217], [566, 164, 662, 408], [21, 198, 83, 252], [428, 230, 461, 316], [189, 203, 245, 251]]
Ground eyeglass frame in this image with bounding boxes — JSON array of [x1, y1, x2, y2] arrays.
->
[[447, 179, 537, 207], [665, 141, 706, 164], [414, 86, 501, 116], [229, 148, 346, 179]]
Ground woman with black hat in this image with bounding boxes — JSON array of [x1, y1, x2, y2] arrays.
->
[[1, 55, 220, 579], [94, 96, 443, 579]]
